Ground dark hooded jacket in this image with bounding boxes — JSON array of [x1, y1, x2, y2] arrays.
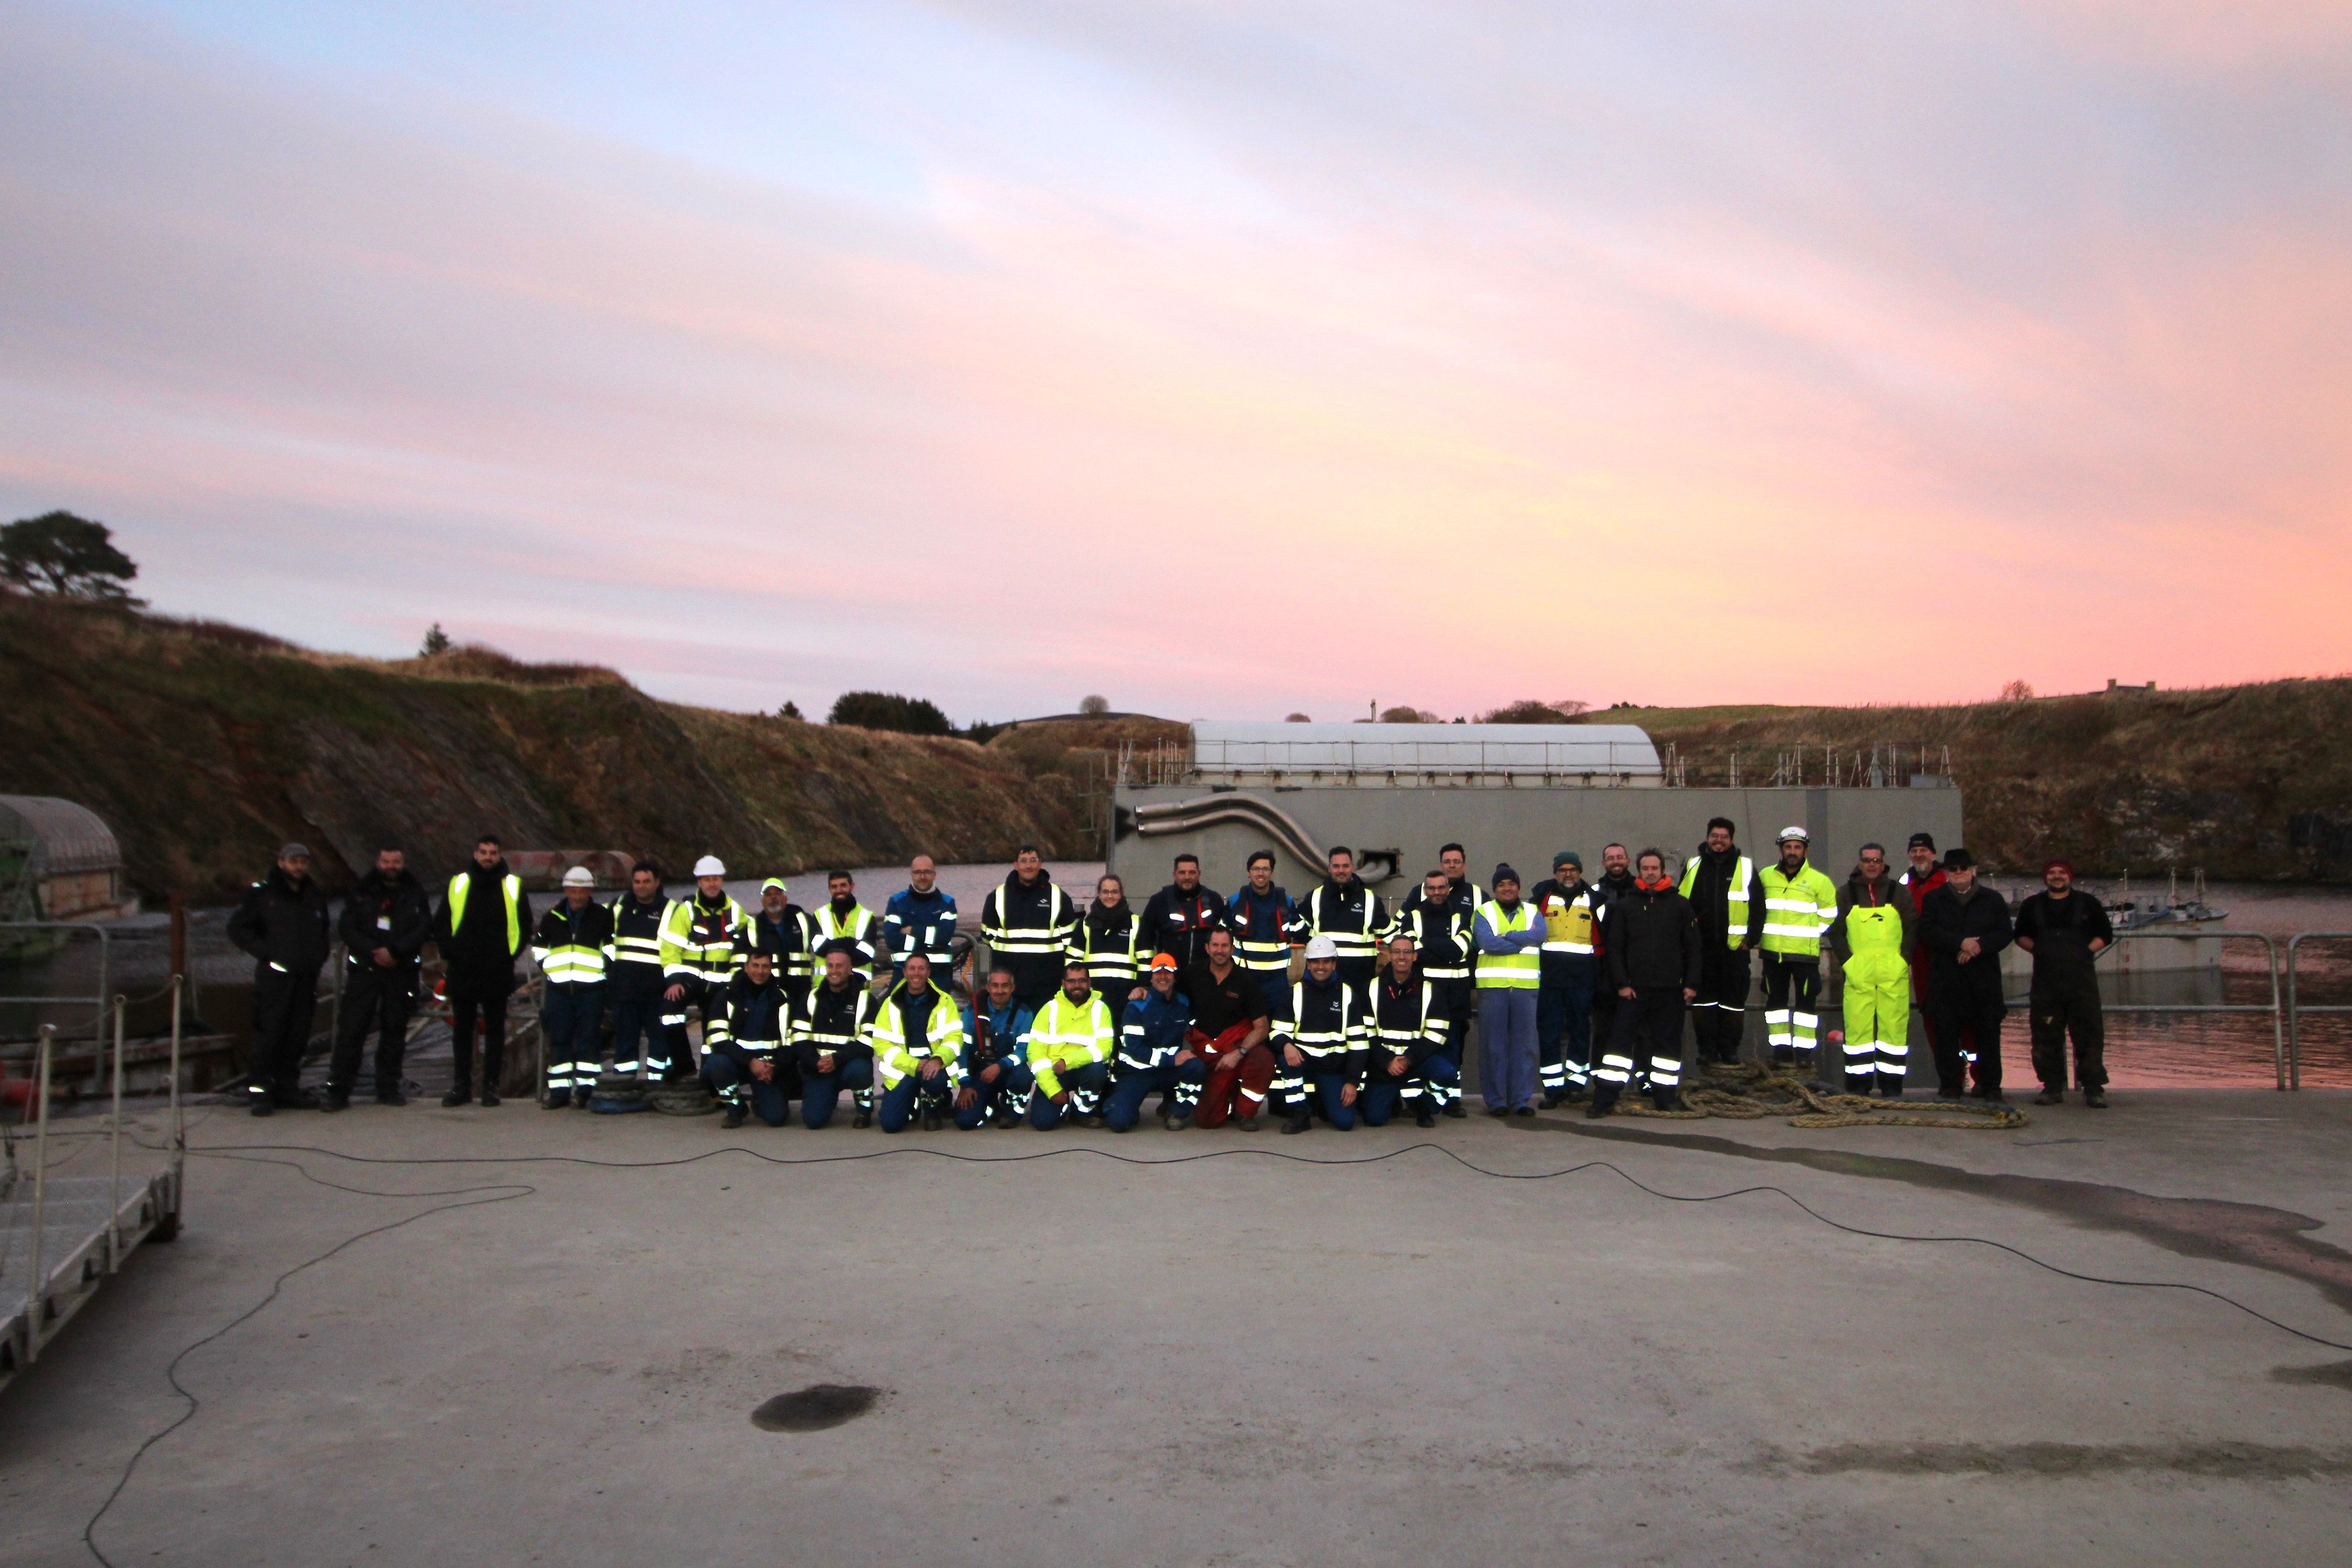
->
[[229, 866, 331, 978], [337, 866, 432, 970]]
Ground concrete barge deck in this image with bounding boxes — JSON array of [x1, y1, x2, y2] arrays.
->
[[1, 1090, 2347, 1566]]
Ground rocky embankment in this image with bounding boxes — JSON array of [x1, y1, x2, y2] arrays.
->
[[1617, 682, 2352, 880], [0, 597, 1096, 899]]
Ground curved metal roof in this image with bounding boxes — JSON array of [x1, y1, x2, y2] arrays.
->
[[0, 795, 123, 873], [1191, 721, 1661, 776]]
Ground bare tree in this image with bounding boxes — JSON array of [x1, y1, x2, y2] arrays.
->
[[1999, 679, 2034, 702]]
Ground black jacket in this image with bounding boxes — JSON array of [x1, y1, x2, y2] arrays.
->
[[792, 978, 877, 1074], [1683, 844, 1764, 947], [1602, 882, 1702, 993], [1369, 975, 1448, 1073], [706, 971, 790, 1071], [2014, 890, 2112, 978], [228, 867, 331, 977], [1139, 883, 1228, 970], [337, 867, 431, 968], [432, 860, 533, 982], [1918, 883, 2013, 989]]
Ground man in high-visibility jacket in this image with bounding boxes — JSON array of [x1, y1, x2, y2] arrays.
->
[[793, 943, 877, 1129], [1678, 818, 1763, 1065], [870, 952, 964, 1132], [1473, 866, 1547, 1116], [606, 862, 676, 1079], [1757, 827, 1840, 1068], [658, 855, 746, 1081], [1025, 962, 1116, 1129], [1530, 851, 1602, 1105], [740, 876, 818, 1009], [1828, 843, 1915, 1096], [1362, 933, 1456, 1128], [1274, 935, 1366, 1133], [812, 869, 880, 984], [432, 834, 531, 1107], [529, 866, 614, 1107], [1392, 868, 1475, 1117], [1225, 850, 1305, 1014], [1298, 847, 1389, 1002], [982, 847, 1080, 1009]]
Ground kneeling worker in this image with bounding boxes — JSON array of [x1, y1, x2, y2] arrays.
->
[[702, 948, 792, 1130], [793, 943, 877, 1129], [872, 951, 964, 1132], [1276, 935, 1367, 1134], [1026, 962, 1117, 1129], [1183, 928, 1275, 1130], [1106, 954, 1204, 1132], [1364, 932, 1457, 1127], [1591, 848, 1700, 1117], [956, 965, 1035, 1130]]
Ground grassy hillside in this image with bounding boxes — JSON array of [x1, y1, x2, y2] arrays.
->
[[1605, 683, 2352, 879], [0, 596, 1090, 900]]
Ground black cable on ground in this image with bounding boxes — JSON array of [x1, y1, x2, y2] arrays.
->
[[78, 1159, 532, 1568], [78, 1129, 2352, 1565], [170, 1134, 2352, 1352]]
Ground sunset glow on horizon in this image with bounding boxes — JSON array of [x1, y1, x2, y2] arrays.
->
[[4, 1, 2349, 720]]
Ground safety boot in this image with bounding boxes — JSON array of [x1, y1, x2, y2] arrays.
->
[[1414, 1106, 1436, 1128], [852, 1106, 872, 1129], [721, 1103, 748, 1130], [2033, 1088, 2063, 1106], [1279, 1111, 1312, 1135], [1441, 1101, 1466, 1119], [2083, 1088, 2107, 1108], [479, 1090, 501, 1108], [441, 1088, 470, 1108]]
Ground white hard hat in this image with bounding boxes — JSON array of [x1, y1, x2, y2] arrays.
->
[[692, 855, 727, 877], [561, 866, 596, 888], [1777, 825, 1809, 844], [1303, 935, 1340, 961]]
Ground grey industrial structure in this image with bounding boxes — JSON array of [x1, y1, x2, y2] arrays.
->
[[1109, 722, 1964, 893]]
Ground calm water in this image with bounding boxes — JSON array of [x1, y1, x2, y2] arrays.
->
[[10, 869, 2350, 1089]]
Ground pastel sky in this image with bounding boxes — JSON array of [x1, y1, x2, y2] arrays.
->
[[4, 1, 2349, 720]]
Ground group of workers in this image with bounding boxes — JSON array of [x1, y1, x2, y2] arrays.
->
[[225, 820, 2117, 1125]]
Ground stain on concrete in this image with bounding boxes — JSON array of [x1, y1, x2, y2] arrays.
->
[[751, 1384, 883, 1432], [2271, 1360, 2352, 1392], [1744, 1440, 2352, 1479], [1538, 1120, 2352, 1313]]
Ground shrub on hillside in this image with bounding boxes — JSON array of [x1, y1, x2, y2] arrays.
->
[[828, 691, 953, 735]]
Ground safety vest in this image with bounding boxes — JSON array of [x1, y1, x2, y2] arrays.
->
[[1538, 887, 1599, 956], [870, 985, 966, 1087], [1371, 980, 1446, 1058], [1395, 904, 1474, 981], [813, 902, 879, 979], [661, 894, 747, 983], [1282, 981, 1362, 1057], [1678, 854, 1754, 949], [447, 871, 523, 956], [1227, 887, 1303, 974], [793, 981, 875, 1058], [529, 901, 612, 984], [1758, 864, 1839, 956], [1302, 882, 1388, 965], [1075, 906, 1147, 988], [608, 895, 674, 975], [1473, 901, 1541, 988]]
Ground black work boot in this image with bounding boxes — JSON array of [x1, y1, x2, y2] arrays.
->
[[2083, 1088, 2108, 1108], [721, 1103, 748, 1130], [321, 1090, 349, 1114], [1414, 1105, 1436, 1128], [1279, 1111, 1311, 1135], [441, 1088, 470, 1108]]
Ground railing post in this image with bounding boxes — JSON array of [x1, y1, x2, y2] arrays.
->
[[169, 973, 185, 1220], [26, 1024, 52, 1364], [107, 995, 124, 1271]]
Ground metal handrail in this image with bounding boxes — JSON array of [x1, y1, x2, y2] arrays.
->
[[2283, 932, 2352, 1093], [1984, 930, 2286, 1088], [0, 921, 112, 1046]]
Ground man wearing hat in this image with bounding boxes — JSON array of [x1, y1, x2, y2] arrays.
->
[[1677, 818, 1764, 1066], [228, 842, 332, 1115], [657, 855, 746, 1081], [1530, 852, 1602, 1104], [432, 833, 531, 1107], [1105, 953, 1205, 1132], [1274, 935, 1367, 1132], [1758, 827, 1840, 1069], [1916, 848, 2014, 1098], [529, 865, 615, 1107], [1472, 866, 1547, 1116], [2014, 860, 2114, 1107]]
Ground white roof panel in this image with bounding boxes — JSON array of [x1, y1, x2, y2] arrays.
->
[[1190, 722, 1660, 775]]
